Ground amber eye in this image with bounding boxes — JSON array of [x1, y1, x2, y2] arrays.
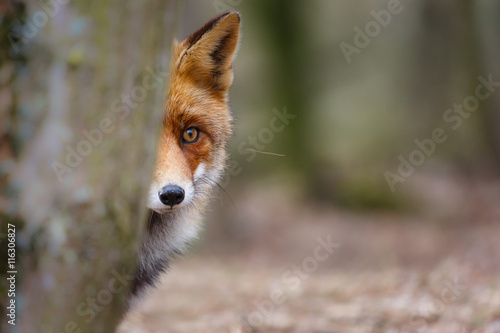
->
[[182, 127, 199, 143]]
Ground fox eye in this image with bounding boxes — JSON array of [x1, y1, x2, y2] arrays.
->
[[182, 127, 199, 143]]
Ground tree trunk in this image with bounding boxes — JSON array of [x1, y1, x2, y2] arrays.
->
[[5, 0, 180, 332], [474, 0, 500, 172]]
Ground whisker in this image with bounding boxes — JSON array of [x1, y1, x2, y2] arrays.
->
[[215, 182, 240, 219], [194, 175, 239, 216], [242, 148, 285, 157]]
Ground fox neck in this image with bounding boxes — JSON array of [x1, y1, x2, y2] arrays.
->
[[129, 209, 201, 304]]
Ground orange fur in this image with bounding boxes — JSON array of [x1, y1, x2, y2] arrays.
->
[[124, 11, 241, 317], [153, 11, 240, 189]]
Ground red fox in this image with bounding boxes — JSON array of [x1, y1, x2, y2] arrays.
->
[[129, 12, 240, 303]]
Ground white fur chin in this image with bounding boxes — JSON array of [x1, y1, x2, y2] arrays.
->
[[158, 209, 202, 252], [144, 161, 220, 254], [137, 210, 201, 290]]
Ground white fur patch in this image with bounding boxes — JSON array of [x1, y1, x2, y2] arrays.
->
[[193, 163, 206, 181]]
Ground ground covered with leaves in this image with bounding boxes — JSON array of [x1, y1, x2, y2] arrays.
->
[[122, 182, 500, 333]]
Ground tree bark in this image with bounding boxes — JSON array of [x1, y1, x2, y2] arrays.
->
[[6, 0, 180, 332]]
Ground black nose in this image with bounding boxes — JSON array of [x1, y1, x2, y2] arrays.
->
[[158, 185, 185, 207]]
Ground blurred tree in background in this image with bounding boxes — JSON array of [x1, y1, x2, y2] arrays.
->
[[224, 0, 500, 211], [410, 0, 500, 173]]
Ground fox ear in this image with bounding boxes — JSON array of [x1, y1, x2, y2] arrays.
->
[[178, 12, 240, 92]]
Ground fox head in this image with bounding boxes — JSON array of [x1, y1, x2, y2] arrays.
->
[[147, 12, 240, 215]]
